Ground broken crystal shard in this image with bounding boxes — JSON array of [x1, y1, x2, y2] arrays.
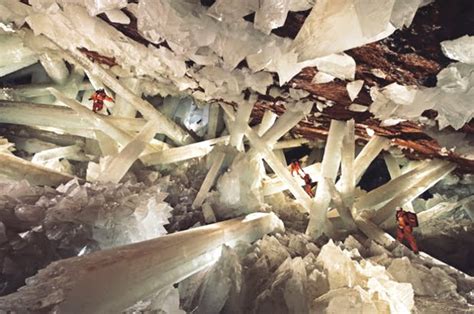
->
[[202, 202, 217, 224], [441, 35, 474, 64], [314, 53, 356, 80], [311, 72, 335, 84], [254, 0, 290, 35], [0, 213, 284, 313], [346, 80, 364, 101], [390, 0, 423, 29], [306, 120, 345, 238], [103, 9, 130, 24], [292, 0, 396, 61], [348, 103, 368, 112]]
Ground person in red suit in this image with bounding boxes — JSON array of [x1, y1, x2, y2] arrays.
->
[[89, 89, 114, 113], [290, 160, 304, 177], [302, 173, 314, 197], [396, 207, 419, 254]]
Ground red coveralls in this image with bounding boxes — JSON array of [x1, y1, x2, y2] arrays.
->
[[396, 209, 419, 253], [302, 173, 314, 197], [89, 90, 114, 113], [290, 161, 303, 177]]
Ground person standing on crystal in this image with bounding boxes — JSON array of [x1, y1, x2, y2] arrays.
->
[[89, 89, 114, 113], [290, 159, 305, 177], [395, 207, 419, 254], [302, 173, 314, 197]]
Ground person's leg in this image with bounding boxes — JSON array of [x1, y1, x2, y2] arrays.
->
[[396, 228, 404, 242], [405, 231, 419, 253]]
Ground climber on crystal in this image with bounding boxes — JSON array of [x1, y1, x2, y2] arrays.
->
[[302, 173, 314, 197], [290, 159, 305, 177], [89, 89, 114, 113], [395, 207, 419, 254]]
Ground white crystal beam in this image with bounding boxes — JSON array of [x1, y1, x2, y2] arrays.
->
[[370, 162, 456, 225], [205, 103, 220, 140], [221, 104, 314, 212], [98, 119, 162, 184], [229, 102, 254, 151], [260, 103, 313, 147], [257, 110, 278, 136], [324, 178, 357, 230], [0, 153, 75, 186], [339, 119, 355, 208], [384, 153, 415, 211], [306, 120, 346, 238], [49, 88, 151, 151], [354, 159, 445, 211], [0, 213, 284, 313], [0, 101, 146, 134], [31, 144, 86, 163], [54, 43, 194, 145], [141, 136, 230, 166], [192, 152, 226, 209], [353, 135, 390, 184]]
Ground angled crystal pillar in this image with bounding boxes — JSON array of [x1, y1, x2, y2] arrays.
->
[[338, 119, 356, 208], [55, 43, 194, 145], [229, 102, 254, 151], [192, 151, 226, 209], [353, 135, 390, 184], [0, 213, 284, 313], [354, 159, 446, 211], [31, 145, 86, 164], [306, 119, 346, 238], [370, 162, 456, 225], [205, 103, 220, 140], [355, 212, 397, 248], [221, 104, 314, 212], [39, 53, 69, 85], [325, 178, 357, 231], [257, 110, 278, 136], [141, 136, 230, 166], [384, 153, 415, 211], [112, 77, 139, 118], [98, 119, 162, 184], [260, 102, 313, 147], [0, 153, 74, 186]]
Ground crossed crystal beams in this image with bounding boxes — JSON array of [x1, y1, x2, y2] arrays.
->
[[305, 117, 456, 243], [0, 213, 283, 313]]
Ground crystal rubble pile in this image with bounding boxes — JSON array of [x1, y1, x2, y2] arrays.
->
[[178, 234, 473, 313]]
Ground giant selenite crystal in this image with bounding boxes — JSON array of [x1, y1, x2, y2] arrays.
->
[[292, 0, 397, 61]]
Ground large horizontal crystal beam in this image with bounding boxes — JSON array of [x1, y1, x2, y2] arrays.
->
[[417, 195, 474, 224], [306, 119, 345, 238], [56, 44, 194, 146], [0, 153, 74, 186], [141, 136, 230, 166], [0, 101, 147, 134], [49, 88, 137, 148], [370, 162, 456, 225], [221, 104, 314, 212], [0, 213, 284, 313]]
